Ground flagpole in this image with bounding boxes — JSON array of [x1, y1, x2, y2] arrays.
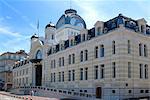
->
[[37, 19, 39, 37]]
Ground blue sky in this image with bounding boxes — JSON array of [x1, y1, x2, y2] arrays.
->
[[0, 0, 150, 54]]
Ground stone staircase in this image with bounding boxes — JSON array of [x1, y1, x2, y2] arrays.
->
[[10, 86, 96, 100]]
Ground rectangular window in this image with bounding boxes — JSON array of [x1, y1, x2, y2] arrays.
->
[[128, 62, 131, 78], [128, 40, 131, 54], [95, 46, 98, 58], [80, 68, 83, 80], [101, 64, 104, 79], [85, 68, 88, 80], [140, 64, 143, 79], [112, 62, 116, 78], [94, 66, 98, 79]]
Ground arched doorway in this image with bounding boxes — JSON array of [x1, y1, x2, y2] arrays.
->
[[30, 50, 43, 86]]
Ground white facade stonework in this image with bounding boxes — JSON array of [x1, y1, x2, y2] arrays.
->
[[13, 9, 150, 100]]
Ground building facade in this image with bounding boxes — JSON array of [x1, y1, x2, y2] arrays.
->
[[13, 9, 150, 100], [0, 50, 28, 90]]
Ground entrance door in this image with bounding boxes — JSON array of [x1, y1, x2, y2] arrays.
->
[[96, 87, 102, 98], [35, 65, 42, 86]]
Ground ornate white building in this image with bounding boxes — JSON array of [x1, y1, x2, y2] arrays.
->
[[13, 9, 150, 100]]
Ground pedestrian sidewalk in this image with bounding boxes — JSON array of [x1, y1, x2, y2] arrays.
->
[[0, 91, 60, 100]]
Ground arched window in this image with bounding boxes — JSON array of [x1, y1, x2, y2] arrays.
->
[[139, 43, 142, 56], [112, 62, 116, 78], [95, 46, 98, 58], [36, 50, 42, 59], [85, 50, 88, 61], [72, 54, 75, 64], [69, 55, 71, 64], [52, 34, 54, 40], [71, 39, 74, 46], [144, 44, 148, 57], [139, 64, 143, 79], [145, 64, 148, 79], [80, 51, 83, 62], [100, 45, 104, 57], [80, 68, 83, 80], [128, 62, 131, 78], [112, 41, 115, 54], [85, 68, 88, 80], [128, 40, 131, 54], [101, 64, 104, 79]]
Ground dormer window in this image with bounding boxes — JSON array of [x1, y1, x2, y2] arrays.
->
[[53, 48, 55, 53], [82, 34, 85, 41], [61, 44, 64, 50], [141, 25, 144, 33], [97, 27, 101, 35], [70, 39, 74, 46]]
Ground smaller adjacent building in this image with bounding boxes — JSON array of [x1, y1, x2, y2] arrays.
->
[[0, 50, 28, 90]]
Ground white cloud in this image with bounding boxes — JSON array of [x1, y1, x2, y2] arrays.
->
[[73, 0, 109, 28], [0, 26, 22, 37], [6, 16, 12, 19], [136, 2, 150, 24], [1, 0, 37, 30], [0, 25, 30, 53]]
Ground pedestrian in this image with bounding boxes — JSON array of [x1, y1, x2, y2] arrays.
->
[[31, 90, 34, 96]]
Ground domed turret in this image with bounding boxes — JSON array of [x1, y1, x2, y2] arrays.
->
[[56, 9, 86, 29], [45, 22, 56, 45], [45, 23, 55, 29]]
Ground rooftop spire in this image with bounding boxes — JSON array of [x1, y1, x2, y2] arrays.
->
[[70, 0, 72, 9]]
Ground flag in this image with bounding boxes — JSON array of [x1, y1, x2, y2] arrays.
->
[[37, 19, 39, 30]]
